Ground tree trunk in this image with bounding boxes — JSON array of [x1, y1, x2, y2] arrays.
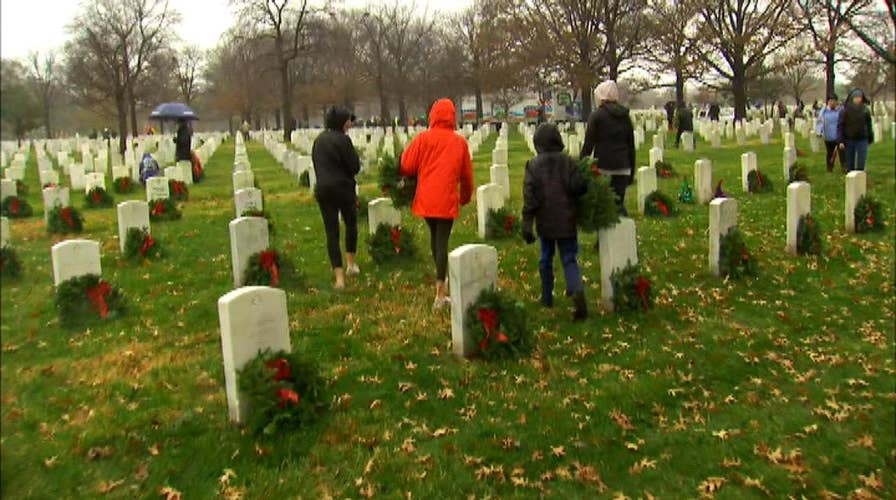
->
[[398, 98, 408, 127], [43, 104, 52, 139], [377, 73, 389, 125], [732, 68, 747, 121], [116, 93, 128, 155], [228, 116, 233, 135], [275, 108, 282, 130], [127, 85, 137, 143], [302, 105, 309, 128], [277, 48, 293, 142], [474, 84, 483, 124], [675, 69, 685, 108], [824, 50, 836, 98], [581, 84, 592, 120]]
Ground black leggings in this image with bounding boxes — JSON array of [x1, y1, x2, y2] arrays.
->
[[425, 218, 454, 281], [609, 175, 630, 216], [316, 187, 357, 269]]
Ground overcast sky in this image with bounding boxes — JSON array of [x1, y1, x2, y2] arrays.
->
[[0, 0, 472, 61]]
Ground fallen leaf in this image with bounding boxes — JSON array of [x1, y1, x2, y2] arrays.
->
[[96, 479, 124, 494], [159, 486, 182, 500], [551, 445, 566, 457], [87, 446, 115, 460], [698, 476, 726, 496]]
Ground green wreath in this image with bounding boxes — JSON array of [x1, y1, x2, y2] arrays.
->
[[299, 170, 310, 187], [718, 227, 758, 279], [243, 249, 301, 288], [644, 191, 676, 217], [168, 180, 189, 201], [368, 223, 417, 264], [237, 349, 328, 435], [485, 207, 521, 239], [609, 262, 653, 312], [788, 163, 809, 184], [1, 196, 33, 218], [123, 227, 162, 259], [54, 274, 126, 327], [575, 157, 619, 232], [113, 176, 136, 194], [377, 152, 416, 209], [84, 187, 114, 208], [796, 213, 823, 255], [464, 287, 531, 360], [47, 206, 84, 234], [149, 198, 182, 221], [15, 180, 28, 197], [747, 169, 773, 193], [1, 246, 23, 280], [854, 195, 884, 233], [654, 160, 675, 178]]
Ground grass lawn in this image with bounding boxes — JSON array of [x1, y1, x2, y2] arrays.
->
[[1, 125, 894, 499]]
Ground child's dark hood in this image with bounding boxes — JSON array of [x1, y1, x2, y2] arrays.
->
[[534, 123, 564, 154]]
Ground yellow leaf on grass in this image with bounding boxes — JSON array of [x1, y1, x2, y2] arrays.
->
[[848, 434, 876, 450], [96, 479, 124, 494], [551, 445, 565, 457], [628, 458, 657, 475], [159, 486, 183, 500], [698, 476, 726, 496]]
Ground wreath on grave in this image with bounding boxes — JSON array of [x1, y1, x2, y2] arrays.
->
[[299, 170, 310, 187], [168, 180, 189, 201], [149, 198, 182, 221], [54, 274, 126, 327], [1, 196, 33, 218], [84, 187, 114, 208], [47, 206, 84, 234], [464, 287, 531, 360], [609, 262, 653, 312], [356, 195, 369, 218], [654, 160, 675, 178], [240, 209, 275, 234], [191, 153, 204, 183], [644, 191, 676, 217], [368, 223, 417, 264], [796, 213, 823, 255], [237, 350, 327, 435], [678, 178, 695, 204], [243, 249, 301, 288], [123, 227, 162, 259], [114, 176, 135, 194], [377, 152, 416, 209], [788, 163, 809, 184], [718, 227, 758, 279], [854, 195, 884, 233], [575, 158, 619, 232], [747, 169, 773, 193], [0, 246, 23, 280], [15, 180, 28, 197], [485, 207, 521, 239]]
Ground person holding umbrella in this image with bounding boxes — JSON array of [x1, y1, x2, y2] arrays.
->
[[174, 118, 192, 162]]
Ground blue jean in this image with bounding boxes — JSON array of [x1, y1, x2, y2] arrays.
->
[[844, 139, 869, 171], [539, 237, 583, 306]]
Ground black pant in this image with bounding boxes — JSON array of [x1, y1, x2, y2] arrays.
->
[[824, 141, 845, 171], [609, 175, 630, 216], [316, 186, 357, 268], [425, 218, 454, 281]]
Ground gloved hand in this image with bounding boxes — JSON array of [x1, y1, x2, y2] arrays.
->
[[522, 229, 536, 244]]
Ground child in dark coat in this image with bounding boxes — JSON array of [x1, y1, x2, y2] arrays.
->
[[522, 123, 589, 320]]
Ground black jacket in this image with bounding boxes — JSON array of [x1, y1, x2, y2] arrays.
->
[[312, 107, 360, 195], [708, 104, 720, 121], [676, 107, 694, 131], [838, 90, 874, 143], [579, 102, 636, 177], [174, 123, 192, 161], [523, 124, 587, 240]]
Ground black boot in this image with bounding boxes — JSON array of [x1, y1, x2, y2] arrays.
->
[[572, 292, 588, 321]]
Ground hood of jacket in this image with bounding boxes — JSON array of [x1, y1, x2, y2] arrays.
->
[[601, 101, 630, 118], [533, 123, 564, 154], [324, 106, 353, 131], [429, 99, 456, 130]]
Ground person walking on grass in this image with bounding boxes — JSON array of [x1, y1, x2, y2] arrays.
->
[[522, 123, 589, 321], [579, 80, 636, 216], [675, 103, 694, 149], [174, 119, 192, 162], [400, 98, 474, 309], [838, 89, 874, 172], [816, 94, 845, 172], [312, 106, 361, 290]]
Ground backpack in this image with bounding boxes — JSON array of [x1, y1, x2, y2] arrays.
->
[[139, 154, 161, 184]]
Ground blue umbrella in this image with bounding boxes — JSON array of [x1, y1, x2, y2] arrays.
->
[[149, 102, 199, 121]]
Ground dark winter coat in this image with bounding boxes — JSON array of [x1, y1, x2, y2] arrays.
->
[[579, 102, 636, 178], [522, 124, 588, 240], [676, 107, 694, 131], [708, 104, 720, 121], [174, 122, 192, 161], [838, 89, 874, 143], [312, 107, 361, 196]]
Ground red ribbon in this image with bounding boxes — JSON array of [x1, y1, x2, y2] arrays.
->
[[390, 227, 402, 254], [86, 281, 112, 318], [503, 215, 516, 234], [477, 307, 509, 351], [259, 250, 279, 286], [120, 178, 130, 190], [757, 172, 764, 188], [10, 198, 20, 215], [634, 275, 650, 310], [590, 163, 601, 177], [139, 234, 156, 256], [91, 190, 102, 203], [276, 388, 300, 408], [265, 358, 291, 381], [654, 199, 669, 216], [741, 246, 750, 263], [172, 182, 185, 196], [151, 200, 165, 216], [60, 207, 75, 227]]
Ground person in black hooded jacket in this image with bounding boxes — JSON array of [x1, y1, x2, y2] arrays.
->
[[522, 123, 589, 320], [174, 119, 192, 162], [837, 88, 874, 172], [312, 106, 361, 289]]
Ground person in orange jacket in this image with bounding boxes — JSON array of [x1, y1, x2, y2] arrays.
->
[[400, 98, 474, 309]]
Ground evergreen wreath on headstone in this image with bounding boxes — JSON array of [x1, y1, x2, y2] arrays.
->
[[747, 169, 773, 193], [47, 206, 84, 234], [377, 152, 416, 208], [788, 162, 810, 183], [168, 180, 189, 201], [0, 246, 23, 280], [644, 191, 676, 217], [237, 349, 328, 435], [654, 160, 675, 178], [243, 249, 300, 288], [54, 274, 126, 327], [191, 155, 204, 183], [149, 198, 182, 221], [368, 223, 417, 264], [464, 287, 531, 360], [796, 213, 823, 255], [610, 262, 653, 312], [123, 227, 162, 259], [84, 187, 114, 208], [485, 207, 521, 239], [1, 196, 33, 218], [114, 176, 136, 194], [575, 157, 619, 232], [854, 195, 884, 233], [718, 227, 758, 279]]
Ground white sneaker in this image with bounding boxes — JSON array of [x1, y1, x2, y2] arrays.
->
[[346, 264, 360, 276]]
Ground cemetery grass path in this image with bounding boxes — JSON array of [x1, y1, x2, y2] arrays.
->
[[1, 128, 894, 498]]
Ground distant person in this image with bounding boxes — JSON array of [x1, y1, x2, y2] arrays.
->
[[663, 100, 676, 129], [675, 104, 694, 148], [312, 106, 361, 290], [838, 89, 874, 172], [580, 80, 635, 216], [816, 94, 844, 172], [400, 98, 474, 309], [138, 153, 161, 184], [240, 120, 250, 141], [708, 102, 720, 122], [777, 100, 787, 119], [174, 119, 192, 162]]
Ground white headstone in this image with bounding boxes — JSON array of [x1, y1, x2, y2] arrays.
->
[[491, 148, 508, 167], [489, 164, 510, 200], [0, 216, 8, 248], [217, 286, 292, 424], [177, 160, 193, 185], [636, 166, 658, 214], [783, 132, 794, 150], [4, 166, 25, 181], [652, 133, 664, 149], [51, 239, 101, 286], [681, 131, 694, 152], [116, 201, 150, 252], [84, 172, 106, 192], [708, 198, 739, 276], [740, 152, 757, 192], [0, 179, 16, 200], [597, 217, 638, 310], [229, 216, 270, 288], [786, 182, 811, 254], [39, 168, 59, 187], [649, 147, 663, 168], [234, 188, 263, 217], [146, 176, 170, 202], [42, 187, 70, 223], [367, 197, 402, 235], [783, 148, 796, 177], [476, 183, 505, 239], [233, 171, 254, 192], [448, 244, 498, 358], [112, 166, 130, 181], [69, 164, 86, 191], [844, 171, 866, 233], [694, 159, 713, 204]]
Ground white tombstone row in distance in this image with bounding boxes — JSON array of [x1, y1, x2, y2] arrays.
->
[[234, 188, 264, 217], [42, 187, 70, 223], [786, 182, 811, 255], [84, 172, 106, 192], [844, 171, 866, 233], [146, 176, 170, 202], [0, 216, 8, 248], [649, 147, 663, 168], [740, 152, 757, 192], [39, 169, 60, 186], [476, 183, 505, 239], [448, 244, 498, 358], [229, 216, 270, 288], [694, 159, 713, 204], [69, 164, 86, 191], [0, 179, 16, 200], [116, 201, 150, 252], [490, 164, 510, 200], [636, 166, 658, 215], [218, 286, 292, 424], [491, 148, 508, 167], [51, 239, 101, 286], [708, 198, 739, 276], [112, 166, 130, 181], [233, 171, 255, 192], [367, 197, 402, 235]]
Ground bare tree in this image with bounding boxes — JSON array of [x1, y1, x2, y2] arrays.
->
[[837, 0, 896, 64], [28, 51, 60, 138], [206, 30, 276, 130], [796, 0, 871, 97], [380, 1, 433, 125], [1, 59, 41, 144], [357, 9, 392, 123], [640, 0, 704, 107], [173, 45, 204, 105]]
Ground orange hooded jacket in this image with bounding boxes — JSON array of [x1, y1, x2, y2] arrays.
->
[[400, 99, 474, 219]]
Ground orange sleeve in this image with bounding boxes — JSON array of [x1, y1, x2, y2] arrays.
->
[[399, 135, 421, 177], [459, 143, 474, 205]]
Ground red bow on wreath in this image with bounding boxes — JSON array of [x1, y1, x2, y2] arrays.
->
[[259, 250, 280, 286], [740, 245, 750, 263], [172, 182, 186, 196], [503, 215, 516, 234], [756, 172, 765, 188], [60, 207, 75, 227], [590, 162, 601, 177], [91, 190, 102, 203], [139, 234, 156, 256], [390, 227, 402, 254], [653, 199, 669, 216], [276, 388, 300, 408], [10, 198, 20, 215], [634, 275, 650, 310], [121, 178, 130, 190], [266, 357, 291, 381], [477, 307, 509, 351], [151, 200, 165, 216], [86, 280, 112, 318]]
